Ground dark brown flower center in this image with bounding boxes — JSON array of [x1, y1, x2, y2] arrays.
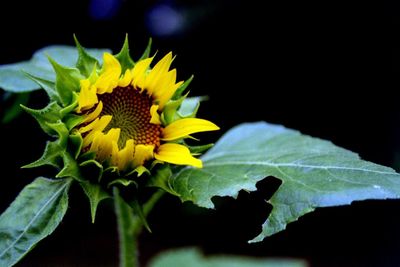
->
[[98, 86, 162, 149]]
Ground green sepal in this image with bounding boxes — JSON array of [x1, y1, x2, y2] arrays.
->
[[79, 180, 110, 223], [45, 121, 69, 147], [147, 164, 179, 196], [24, 72, 60, 103], [161, 93, 187, 125], [177, 96, 207, 119], [187, 143, 214, 154], [64, 114, 84, 131], [172, 75, 193, 100], [130, 199, 151, 233], [108, 178, 137, 188], [73, 35, 100, 77], [20, 102, 62, 136], [56, 151, 83, 181], [59, 92, 79, 118], [138, 38, 152, 61], [80, 159, 103, 183], [115, 34, 135, 73], [126, 165, 150, 178], [78, 151, 97, 162], [22, 141, 63, 169], [68, 132, 83, 159], [48, 57, 83, 106]]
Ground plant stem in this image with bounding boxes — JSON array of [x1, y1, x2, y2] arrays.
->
[[114, 188, 165, 267]]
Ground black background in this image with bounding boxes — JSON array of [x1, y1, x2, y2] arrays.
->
[[0, 0, 398, 266]]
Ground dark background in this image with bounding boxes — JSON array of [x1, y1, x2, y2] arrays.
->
[[0, 0, 398, 266]]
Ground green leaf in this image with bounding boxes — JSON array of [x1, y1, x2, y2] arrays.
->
[[113, 187, 138, 267], [138, 38, 152, 61], [147, 165, 179, 196], [171, 122, 400, 242], [24, 72, 59, 102], [0, 177, 72, 267], [149, 247, 307, 267], [56, 151, 83, 181], [161, 94, 186, 125], [21, 101, 62, 136], [48, 58, 82, 106], [115, 35, 135, 73], [73, 35, 101, 77], [172, 75, 193, 100], [80, 181, 110, 223], [22, 141, 63, 169], [0, 45, 110, 92]]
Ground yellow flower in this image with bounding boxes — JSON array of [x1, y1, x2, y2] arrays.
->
[[75, 52, 219, 172]]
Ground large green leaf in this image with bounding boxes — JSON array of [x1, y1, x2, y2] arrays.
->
[[149, 247, 307, 267], [171, 122, 400, 242], [0, 177, 72, 266], [0, 46, 110, 92]]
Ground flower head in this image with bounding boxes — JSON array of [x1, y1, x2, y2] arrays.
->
[[75, 51, 218, 172], [23, 37, 219, 183]]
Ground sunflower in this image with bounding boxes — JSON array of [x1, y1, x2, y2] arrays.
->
[[74, 50, 218, 173]]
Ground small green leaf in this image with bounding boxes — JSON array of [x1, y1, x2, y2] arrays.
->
[[108, 178, 137, 188], [24, 72, 59, 102], [115, 35, 135, 73], [187, 143, 214, 154], [138, 38, 152, 61], [161, 94, 186, 125], [48, 58, 82, 106], [68, 132, 83, 159], [22, 141, 63, 169], [172, 75, 193, 100], [80, 159, 103, 182], [113, 187, 138, 267], [21, 101, 62, 136], [172, 122, 400, 242], [46, 121, 70, 147], [0, 46, 110, 92], [56, 151, 83, 181], [0, 177, 72, 267], [149, 248, 307, 267], [74, 35, 101, 77], [80, 181, 110, 223], [147, 165, 179, 196]]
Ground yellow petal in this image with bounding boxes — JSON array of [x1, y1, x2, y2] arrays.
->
[[77, 79, 98, 112], [118, 69, 133, 87], [133, 144, 154, 167], [150, 104, 161, 125], [117, 139, 135, 170], [162, 118, 220, 141], [132, 57, 153, 89], [155, 143, 202, 168], [82, 101, 103, 124], [145, 52, 173, 95], [81, 115, 112, 147], [110, 141, 120, 167], [90, 128, 121, 162], [152, 69, 181, 109], [95, 53, 121, 94]]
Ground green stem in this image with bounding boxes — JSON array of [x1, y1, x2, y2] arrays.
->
[[114, 188, 165, 267]]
